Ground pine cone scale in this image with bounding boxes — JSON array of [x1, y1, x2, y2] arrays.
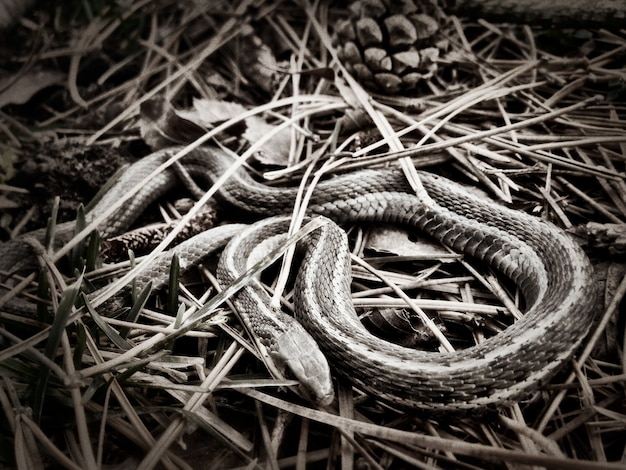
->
[[334, 0, 447, 94]]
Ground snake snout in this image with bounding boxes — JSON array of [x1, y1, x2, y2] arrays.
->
[[271, 325, 335, 406]]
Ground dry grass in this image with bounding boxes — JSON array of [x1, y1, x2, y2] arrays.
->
[[1, 1, 625, 469]]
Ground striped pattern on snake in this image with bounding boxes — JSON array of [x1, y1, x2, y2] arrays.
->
[[0, 146, 597, 413]]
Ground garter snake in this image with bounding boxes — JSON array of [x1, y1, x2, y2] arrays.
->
[[0, 146, 597, 413]]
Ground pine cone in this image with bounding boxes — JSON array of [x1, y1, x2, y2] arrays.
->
[[333, 0, 447, 94]]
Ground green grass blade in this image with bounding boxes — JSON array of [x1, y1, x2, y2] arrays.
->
[[166, 254, 180, 316], [70, 204, 86, 270], [82, 293, 132, 351], [36, 272, 50, 322], [84, 230, 101, 272], [120, 280, 152, 339], [72, 322, 86, 370], [154, 217, 327, 346], [44, 196, 60, 253], [32, 274, 82, 423]]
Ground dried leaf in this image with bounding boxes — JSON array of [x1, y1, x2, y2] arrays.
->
[[184, 98, 291, 165], [589, 261, 626, 360], [238, 26, 279, 93], [139, 95, 290, 166], [364, 225, 451, 258], [181, 98, 248, 126], [139, 97, 207, 149], [0, 69, 65, 108], [581, 222, 626, 255], [241, 117, 291, 166]]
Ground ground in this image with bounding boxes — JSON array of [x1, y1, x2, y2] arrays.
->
[[0, 1, 625, 469]]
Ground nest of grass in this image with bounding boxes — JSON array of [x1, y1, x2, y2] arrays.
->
[[1, 1, 625, 469]]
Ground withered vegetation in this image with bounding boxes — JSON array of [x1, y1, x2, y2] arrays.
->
[[0, 1, 625, 469]]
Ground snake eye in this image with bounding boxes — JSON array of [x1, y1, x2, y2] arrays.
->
[[271, 325, 334, 406]]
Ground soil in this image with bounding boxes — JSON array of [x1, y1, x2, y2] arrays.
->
[[3, 142, 132, 236]]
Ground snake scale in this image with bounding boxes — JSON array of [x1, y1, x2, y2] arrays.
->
[[0, 146, 597, 413]]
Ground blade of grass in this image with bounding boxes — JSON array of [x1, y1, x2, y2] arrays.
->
[[32, 275, 82, 423], [70, 204, 86, 271], [84, 229, 101, 273], [166, 254, 179, 316], [78, 217, 328, 379], [137, 342, 244, 470], [44, 196, 60, 254], [82, 293, 133, 351], [241, 388, 624, 470], [120, 280, 152, 339]]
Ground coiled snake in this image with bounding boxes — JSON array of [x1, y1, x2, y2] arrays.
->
[[0, 146, 597, 413]]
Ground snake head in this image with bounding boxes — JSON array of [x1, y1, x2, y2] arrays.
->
[[271, 324, 334, 406]]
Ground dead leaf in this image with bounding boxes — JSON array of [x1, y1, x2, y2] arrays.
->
[[139, 97, 207, 149], [181, 98, 248, 127], [238, 26, 279, 93], [241, 117, 292, 166], [361, 307, 443, 348], [580, 222, 626, 255], [0, 68, 65, 108], [364, 225, 454, 259], [183, 98, 291, 165], [590, 261, 626, 360]]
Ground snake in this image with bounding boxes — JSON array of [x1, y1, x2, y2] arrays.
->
[[0, 146, 597, 413]]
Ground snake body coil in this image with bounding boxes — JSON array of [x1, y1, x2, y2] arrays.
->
[[1, 147, 597, 413]]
